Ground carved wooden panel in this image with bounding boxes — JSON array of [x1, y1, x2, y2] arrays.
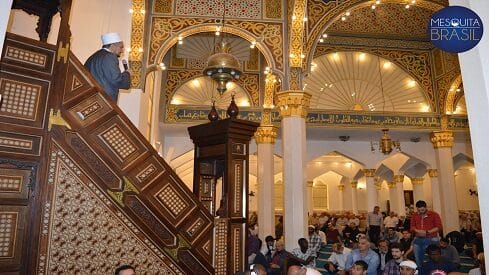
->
[[2, 34, 56, 76], [0, 131, 42, 156], [66, 93, 113, 128], [0, 72, 50, 129], [62, 56, 97, 104], [0, 162, 36, 274]]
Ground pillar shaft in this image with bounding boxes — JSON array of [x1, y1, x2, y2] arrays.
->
[[394, 175, 406, 217], [411, 177, 425, 203], [306, 181, 314, 216], [428, 169, 442, 215], [364, 169, 378, 211], [338, 184, 345, 210], [351, 181, 358, 214], [255, 125, 278, 239], [277, 91, 311, 249], [431, 131, 459, 232]]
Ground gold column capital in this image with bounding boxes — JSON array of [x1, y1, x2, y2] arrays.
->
[[363, 169, 376, 177], [307, 181, 314, 188], [375, 182, 382, 190], [387, 182, 396, 189], [411, 177, 424, 185], [338, 184, 345, 191], [428, 169, 438, 178], [276, 90, 311, 118], [393, 174, 405, 183], [350, 181, 358, 189], [430, 131, 454, 148], [255, 125, 279, 144]]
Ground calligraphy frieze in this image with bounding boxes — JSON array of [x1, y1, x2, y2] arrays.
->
[[165, 106, 469, 130]]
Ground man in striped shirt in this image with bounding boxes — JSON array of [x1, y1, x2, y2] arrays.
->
[[367, 206, 384, 246]]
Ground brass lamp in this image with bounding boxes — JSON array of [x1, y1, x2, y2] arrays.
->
[[203, 42, 242, 95]]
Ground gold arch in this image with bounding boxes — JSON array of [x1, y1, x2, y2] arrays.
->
[[303, 0, 445, 71], [445, 75, 463, 114], [152, 24, 282, 79]]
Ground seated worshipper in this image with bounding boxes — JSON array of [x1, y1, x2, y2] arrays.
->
[[350, 260, 369, 275], [291, 238, 317, 268], [343, 222, 361, 247], [345, 235, 380, 275], [84, 32, 131, 102], [383, 243, 405, 275], [439, 237, 460, 269], [399, 229, 415, 261], [319, 212, 330, 230], [269, 239, 290, 275], [325, 223, 342, 244], [349, 213, 361, 228], [309, 213, 320, 227], [288, 265, 322, 275], [325, 242, 352, 274], [308, 225, 322, 254], [375, 239, 393, 273], [386, 227, 401, 244], [253, 235, 276, 268], [235, 264, 267, 275], [420, 244, 456, 275], [399, 260, 418, 275], [317, 226, 327, 247], [247, 224, 261, 264], [468, 253, 485, 275], [472, 232, 484, 259]]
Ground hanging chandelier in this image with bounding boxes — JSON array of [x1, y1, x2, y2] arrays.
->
[[370, 55, 401, 155], [371, 129, 401, 155], [203, 1, 242, 95]]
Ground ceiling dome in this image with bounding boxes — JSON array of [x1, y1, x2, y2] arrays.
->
[[304, 52, 429, 112]]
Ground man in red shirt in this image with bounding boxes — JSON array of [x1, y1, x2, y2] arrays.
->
[[410, 200, 443, 267]]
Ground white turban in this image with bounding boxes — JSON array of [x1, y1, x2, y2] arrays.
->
[[101, 32, 122, 45]]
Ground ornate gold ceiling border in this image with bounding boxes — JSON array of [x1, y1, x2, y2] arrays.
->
[[314, 46, 437, 113], [315, 35, 433, 50], [304, 0, 445, 72], [164, 70, 260, 107], [164, 106, 469, 130], [129, 0, 145, 88], [149, 17, 284, 75]]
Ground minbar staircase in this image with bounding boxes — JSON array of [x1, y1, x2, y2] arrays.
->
[[0, 33, 217, 274]]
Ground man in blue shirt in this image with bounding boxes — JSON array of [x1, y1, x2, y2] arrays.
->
[[345, 235, 380, 275], [420, 244, 456, 275]]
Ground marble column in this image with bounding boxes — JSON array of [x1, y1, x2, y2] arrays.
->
[[387, 181, 398, 213], [394, 175, 406, 217], [277, 91, 311, 249], [428, 169, 442, 215], [364, 169, 378, 211], [306, 181, 314, 216], [350, 181, 359, 214], [411, 177, 425, 203], [430, 131, 459, 232], [255, 125, 279, 239], [338, 184, 345, 210]]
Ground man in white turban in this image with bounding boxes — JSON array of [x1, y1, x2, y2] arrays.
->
[[84, 32, 130, 102]]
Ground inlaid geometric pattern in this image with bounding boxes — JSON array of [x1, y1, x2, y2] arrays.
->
[[136, 164, 156, 182], [175, 0, 261, 19], [0, 212, 17, 258], [71, 75, 83, 91], [100, 126, 137, 160], [0, 79, 40, 120], [0, 175, 23, 193], [5, 46, 47, 66], [214, 219, 228, 274], [43, 147, 176, 274], [0, 136, 33, 150], [187, 218, 204, 237], [233, 227, 241, 273], [234, 162, 242, 214], [77, 102, 102, 120], [156, 185, 187, 217], [154, 0, 172, 13]]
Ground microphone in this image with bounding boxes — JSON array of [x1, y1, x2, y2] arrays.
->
[[122, 59, 128, 71]]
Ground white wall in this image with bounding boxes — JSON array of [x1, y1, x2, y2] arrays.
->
[[455, 167, 479, 210], [0, 0, 13, 58]]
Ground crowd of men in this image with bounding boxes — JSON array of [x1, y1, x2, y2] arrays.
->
[[242, 200, 484, 275]]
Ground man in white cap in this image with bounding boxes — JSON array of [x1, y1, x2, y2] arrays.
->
[[399, 260, 417, 275], [84, 32, 130, 102]]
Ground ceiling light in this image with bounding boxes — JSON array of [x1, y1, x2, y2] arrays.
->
[[322, 33, 328, 38], [341, 16, 347, 21], [456, 88, 461, 92], [292, 15, 297, 20], [383, 62, 392, 69], [345, 11, 351, 16], [358, 53, 366, 61], [405, 4, 410, 9], [376, 0, 381, 4], [303, 17, 308, 22], [371, 5, 376, 9], [319, 38, 324, 43]]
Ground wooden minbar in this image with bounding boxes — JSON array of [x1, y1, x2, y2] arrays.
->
[[188, 117, 258, 274]]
